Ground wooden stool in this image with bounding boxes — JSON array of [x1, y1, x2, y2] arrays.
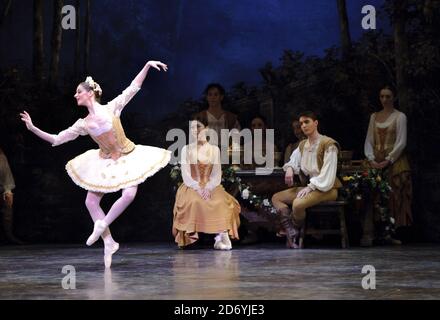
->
[[299, 200, 349, 248]]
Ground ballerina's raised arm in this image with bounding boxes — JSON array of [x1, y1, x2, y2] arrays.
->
[[108, 60, 168, 117]]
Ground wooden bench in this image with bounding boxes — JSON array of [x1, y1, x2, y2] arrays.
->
[[299, 200, 349, 249]]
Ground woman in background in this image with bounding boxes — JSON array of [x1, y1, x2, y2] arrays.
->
[[364, 86, 412, 242]]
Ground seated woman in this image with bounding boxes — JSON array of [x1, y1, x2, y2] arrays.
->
[[243, 114, 279, 168], [172, 119, 241, 250]]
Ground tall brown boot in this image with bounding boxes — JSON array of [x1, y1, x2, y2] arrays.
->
[[2, 206, 25, 245], [278, 207, 299, 249]]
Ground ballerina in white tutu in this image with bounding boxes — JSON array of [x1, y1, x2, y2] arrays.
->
[[20, 60, 171, 268]]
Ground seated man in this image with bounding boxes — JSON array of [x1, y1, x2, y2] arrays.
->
[[271, 111, 342, 249]]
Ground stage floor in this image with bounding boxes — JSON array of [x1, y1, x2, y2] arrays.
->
[[1, 243, 439, 300]]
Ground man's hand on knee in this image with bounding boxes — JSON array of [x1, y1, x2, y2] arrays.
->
[[297, 186, 313, 199]]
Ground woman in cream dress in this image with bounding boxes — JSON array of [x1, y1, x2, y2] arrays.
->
[[364, 86, 412, 233], [172, 120, 240, 250], [20, 60, 171, 268]]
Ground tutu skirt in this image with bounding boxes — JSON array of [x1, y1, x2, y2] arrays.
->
[[66, 145, 171, 193]]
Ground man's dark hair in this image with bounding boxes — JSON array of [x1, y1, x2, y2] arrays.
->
[[298, 110, 318, 121]]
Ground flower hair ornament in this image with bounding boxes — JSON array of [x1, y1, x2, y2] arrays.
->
[[85, 76, 103, 96]]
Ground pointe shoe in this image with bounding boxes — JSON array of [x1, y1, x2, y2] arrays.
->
[[104, 242, 119, 268], [214, 234, 230, 250], [86, 220, 108, 246], [220, 232, 232, 250]]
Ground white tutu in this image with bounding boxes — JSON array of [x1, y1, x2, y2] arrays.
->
[[66, 145, 171, 193]]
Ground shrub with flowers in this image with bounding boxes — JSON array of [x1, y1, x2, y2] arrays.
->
[[341, 169, 392, 200], [341, 168, 396, 242], [169, 165, 183, 191]]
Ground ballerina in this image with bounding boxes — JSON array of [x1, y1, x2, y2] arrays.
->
[[20, 60, 172, 268]]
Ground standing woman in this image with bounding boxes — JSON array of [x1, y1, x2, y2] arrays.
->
[[364, 86, 412, 236], [20, 60, 172, 268], [193, 83, 241, 147]]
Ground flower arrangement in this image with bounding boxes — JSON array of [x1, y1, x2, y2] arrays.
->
[[169, 165, 183, 190], [341, 168, 392, 201], [341, 168, 396, 241], [85, 76, 103, 96]]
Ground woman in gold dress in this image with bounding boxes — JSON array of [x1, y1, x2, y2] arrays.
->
[[364, 86, 412, 234], [172, 120, 241, 249]]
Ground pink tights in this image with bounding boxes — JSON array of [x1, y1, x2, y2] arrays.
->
[[85, 186, 138, 245]]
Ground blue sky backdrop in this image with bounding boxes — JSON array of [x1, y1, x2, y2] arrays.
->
[[0, 0, 387, 122]]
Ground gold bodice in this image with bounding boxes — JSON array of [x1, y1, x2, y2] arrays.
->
[[90, 117, 135, 160], [190, 163, 214, 189], [373, 120, 397, 162]]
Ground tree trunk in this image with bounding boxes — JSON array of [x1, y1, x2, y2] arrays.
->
[[84, 0, 91, 74], [33, 0, 44, 83], [393, 0, 410, 114], [74, 0, 81, 80], [336, 0, 352, 60], [0, 0, 13, 26], [49, 0, 64, 87]]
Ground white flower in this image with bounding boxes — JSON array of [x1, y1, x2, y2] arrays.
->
[[85, 76, 102, 96], [85, 76, 95, 86], [263, 199, 271, 207], [241, 188, 250, 200], [390, 217, 395, 224]]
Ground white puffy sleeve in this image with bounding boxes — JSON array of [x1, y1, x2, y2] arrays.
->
[[107, 82, 141, 117], [205, 146, 222, 191], [282, 147, 301, 175], [51, 119, 88, 147], [180, 145, 201, 191], [364, 113, 376, 161], [308, 145, 338, 192], [0, 153, 15, 194], [386, 112, 407, 163]]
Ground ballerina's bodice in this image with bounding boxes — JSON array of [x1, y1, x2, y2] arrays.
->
[[85, 107, 135, 160]]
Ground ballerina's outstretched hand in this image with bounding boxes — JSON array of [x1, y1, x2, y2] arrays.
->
[[20, 110, 57, 144], [132, 60, 168, 88], [20, 111, 35, 131], [146, 60, 168, 72]]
